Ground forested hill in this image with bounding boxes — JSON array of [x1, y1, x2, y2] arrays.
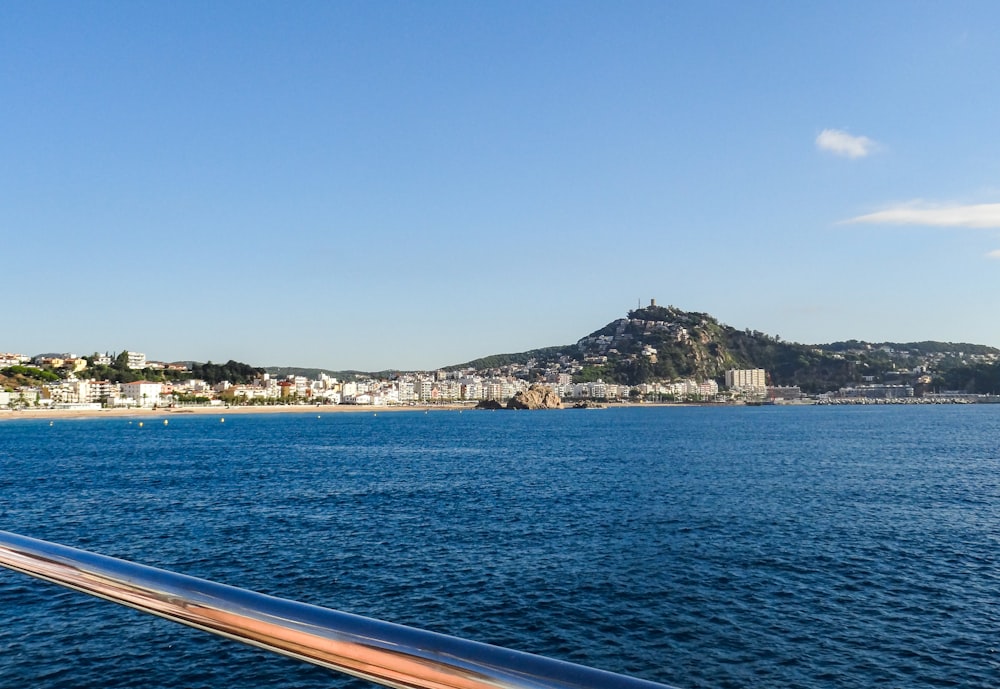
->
[[445, 346, 574, 373], [447, 304, 1000, 393], [12, 309, 997, 396], [79, 355, 264, 385], [573, 304, 860, 391]]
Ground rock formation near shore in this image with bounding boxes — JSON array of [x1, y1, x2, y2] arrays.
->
[[506, 385, 562, 410]]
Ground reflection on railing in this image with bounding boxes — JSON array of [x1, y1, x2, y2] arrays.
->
[[0, 531, 677, 689]]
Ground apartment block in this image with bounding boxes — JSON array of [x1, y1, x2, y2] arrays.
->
[[725, 368, 767, 391]]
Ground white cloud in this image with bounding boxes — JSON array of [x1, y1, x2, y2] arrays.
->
[[845, 202, 1000, 228], [987, 249, 1000, 259], [815, 128, 877, 158]]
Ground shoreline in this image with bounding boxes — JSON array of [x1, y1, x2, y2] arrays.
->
[[3, 398, 986, 422], [0, 403, 475, 421], [0, 401, 686, 421]]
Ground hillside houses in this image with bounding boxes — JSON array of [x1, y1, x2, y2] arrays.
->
[[5, 332, 999, 410], [2, 357, 755, 409], [1, 346, 744, 408]]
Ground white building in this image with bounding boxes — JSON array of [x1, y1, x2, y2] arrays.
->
[[484, 380, 504, 401], [126, 351, 147, 370], [88, 380, 116, 402], [436, 380, 461, 401], [459, 379, 482, 401], [698, 380, 719, 398], [396, 380, 416, 403], [725, 368, 767, 392], [292, 376, 309, 396], [180, 378, 212, 394], [0, 353, 31, 367], [229, 385, 275, 401], [121, 381, 163, 407], [415, 379, 433, 402]]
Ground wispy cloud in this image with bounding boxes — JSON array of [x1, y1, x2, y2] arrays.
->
[[815, 128, 877, 159], [845, 201, 1000, 228], [987, 249, 1000, 259]]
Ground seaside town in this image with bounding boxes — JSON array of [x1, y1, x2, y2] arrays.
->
[[0, 346, 992, 413], [0, 349, 714, 410]]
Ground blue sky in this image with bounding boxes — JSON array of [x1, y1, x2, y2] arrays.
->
[[4, 2, 1000, 370]]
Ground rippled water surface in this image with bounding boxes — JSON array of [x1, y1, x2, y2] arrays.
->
[[2, 406, 1000, 688]]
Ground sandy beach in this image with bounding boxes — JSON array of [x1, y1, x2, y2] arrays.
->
[[0, 403, 476, 422]]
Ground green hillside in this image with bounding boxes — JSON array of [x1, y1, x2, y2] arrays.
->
[[444, 345, 572, 372], [572, 304, 861, 391], [448, 303, 1000, 394]]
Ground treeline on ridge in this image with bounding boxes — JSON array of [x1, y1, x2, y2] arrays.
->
[[83, 352, 263, 385]]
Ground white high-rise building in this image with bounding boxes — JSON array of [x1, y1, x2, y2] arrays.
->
[[725, 368, 766, 391]]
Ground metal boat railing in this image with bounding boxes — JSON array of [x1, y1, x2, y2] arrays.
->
[[0, 530, 677, 689]]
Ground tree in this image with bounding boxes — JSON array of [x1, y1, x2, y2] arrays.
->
[[114, 351, 130, 372]]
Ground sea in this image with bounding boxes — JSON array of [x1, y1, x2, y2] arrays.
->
[[1, 405, 999, 689]]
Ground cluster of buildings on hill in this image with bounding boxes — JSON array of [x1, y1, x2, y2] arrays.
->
[[3, 345, 992, 409], [1, 349, 786, 409], [831, 343, 999, 366]]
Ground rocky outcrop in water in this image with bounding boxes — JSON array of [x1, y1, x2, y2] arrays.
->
[[506, 385, 562, 410]]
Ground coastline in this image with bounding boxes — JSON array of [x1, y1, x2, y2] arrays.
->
[[4, 398, 985, 422], [0, 403, 475, 422]]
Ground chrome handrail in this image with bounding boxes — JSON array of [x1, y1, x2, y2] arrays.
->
[[0, 531, 677, 689]]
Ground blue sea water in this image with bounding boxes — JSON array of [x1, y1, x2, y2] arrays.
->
[[1, 405, 999, 689]]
